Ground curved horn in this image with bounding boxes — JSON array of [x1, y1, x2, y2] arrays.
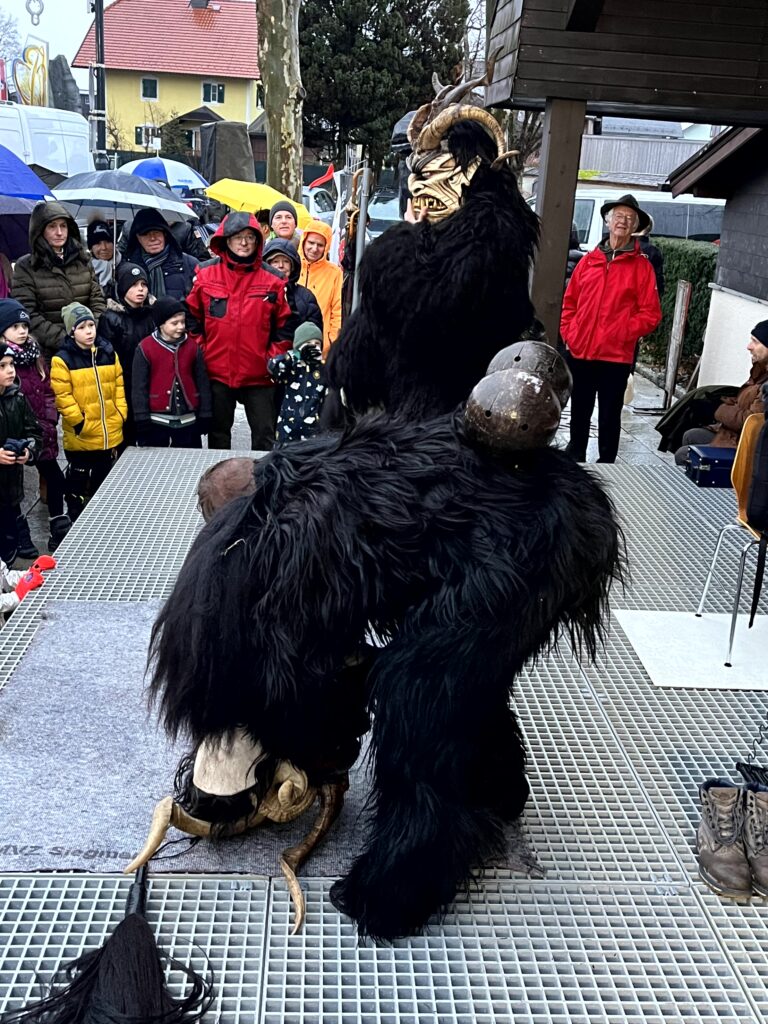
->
[[124, 796, 175, 874], [407, 102, 432, 146], [279, 779, 348, 935], [418, 105, 505, 155]]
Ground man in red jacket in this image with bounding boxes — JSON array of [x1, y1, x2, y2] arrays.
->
[[560, 194, 661, 463], [186, 213, 292, 450]]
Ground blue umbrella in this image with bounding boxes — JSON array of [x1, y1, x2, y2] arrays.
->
[[119, 157, 209, 191], [0, 144, 54, 200], [0, 145, 53, 258]]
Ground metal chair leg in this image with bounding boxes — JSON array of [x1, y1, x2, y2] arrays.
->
[[725, 538, 759, 667], [697, 523, 740, 617]]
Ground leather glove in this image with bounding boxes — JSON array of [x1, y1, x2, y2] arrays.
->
[[31, 555, 57, 572], [14, 568, 44, 601]]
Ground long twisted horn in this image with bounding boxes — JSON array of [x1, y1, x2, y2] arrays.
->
[[407, 102, 432, 146], [417, 105, 505, 155], [279, 777, 348, 935]]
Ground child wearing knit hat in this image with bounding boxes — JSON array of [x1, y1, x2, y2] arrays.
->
[[267, 320, 327, 444], [131, 297, 212, 448], [0, 298, 70, 554], [50, 303, 127, 520]]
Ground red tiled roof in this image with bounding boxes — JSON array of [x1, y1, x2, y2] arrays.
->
[[73, 0, 259, 79]]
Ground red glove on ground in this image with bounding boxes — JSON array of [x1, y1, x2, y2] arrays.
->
[[14, 569, 44, 601], [31, 555, 57, 572]]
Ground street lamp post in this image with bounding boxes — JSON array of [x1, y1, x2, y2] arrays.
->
[[91, 0, 109, 169]]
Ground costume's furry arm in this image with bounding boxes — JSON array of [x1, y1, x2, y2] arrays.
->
[[330, 454, 622, 939]]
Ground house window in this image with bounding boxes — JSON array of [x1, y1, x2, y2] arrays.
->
[[134, 124, 162, 149], [203, 82, 225, 104], [140, 77, 158, 100]]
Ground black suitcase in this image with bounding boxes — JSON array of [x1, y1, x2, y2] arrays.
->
[[685, 445, 736, 488]]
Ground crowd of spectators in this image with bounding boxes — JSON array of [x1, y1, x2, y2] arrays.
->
[[0, 196, 344, 573]]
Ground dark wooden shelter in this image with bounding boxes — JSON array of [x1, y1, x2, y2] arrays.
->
[[485, 0, 768, 341]]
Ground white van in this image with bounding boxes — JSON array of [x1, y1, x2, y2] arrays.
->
[[568, 187, 725, 249], [0, 102, 94, 176]]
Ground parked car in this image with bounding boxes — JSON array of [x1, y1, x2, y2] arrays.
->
[[0, 101, 94, 176], [368, 189, 401, 240], [530, 187, 725, 249], [303, 186, 335, 226]]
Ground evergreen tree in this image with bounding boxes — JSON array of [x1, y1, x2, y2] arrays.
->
[[300, 0, 468, 169]]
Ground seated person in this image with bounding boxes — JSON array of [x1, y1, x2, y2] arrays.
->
[[675, 322, 768, 465]]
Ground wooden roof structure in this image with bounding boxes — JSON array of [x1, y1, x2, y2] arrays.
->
[[487, 0, 768, 126]]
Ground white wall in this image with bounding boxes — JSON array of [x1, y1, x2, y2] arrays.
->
[[699, 284, 768, 385]]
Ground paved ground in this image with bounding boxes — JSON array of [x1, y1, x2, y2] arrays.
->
[[17, 374, 674, 565]]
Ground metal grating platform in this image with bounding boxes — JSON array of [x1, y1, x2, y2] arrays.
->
[[0, 876, 269, 1019], [2, 450, 768, 1022], [263, 879, 759, 1024]]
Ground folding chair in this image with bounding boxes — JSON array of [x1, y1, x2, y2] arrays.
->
[[695, 413, 764, 667]]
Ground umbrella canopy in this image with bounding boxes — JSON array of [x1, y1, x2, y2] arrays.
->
[[0, 147, 54, 260], [0, 144, 55, 200], [53, 171, 197, 224], [206, 179, 312, 228], [120, 156, 209, 191]]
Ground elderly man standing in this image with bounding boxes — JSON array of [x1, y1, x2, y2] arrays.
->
[[269, 200, 302, 248], [299, 220, 342, 357], [560, 194, 661, 463], [124, 209, 199, 300]]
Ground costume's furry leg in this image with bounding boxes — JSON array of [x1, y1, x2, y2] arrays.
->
[[330, 624, 528, 940]]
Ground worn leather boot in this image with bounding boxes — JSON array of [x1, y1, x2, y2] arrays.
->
[[744, 783, 768, 898], [696, 779, 751, 900]]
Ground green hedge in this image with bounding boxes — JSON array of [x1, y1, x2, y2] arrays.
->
[[639, 238, 719, 376]]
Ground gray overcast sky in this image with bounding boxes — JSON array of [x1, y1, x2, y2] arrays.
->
[[1, 0, 101, 87]]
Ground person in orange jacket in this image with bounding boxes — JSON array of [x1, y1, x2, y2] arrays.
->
[[299, 220, 342, 358]]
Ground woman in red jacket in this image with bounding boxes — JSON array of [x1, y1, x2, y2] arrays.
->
[[560, 194, 661, 463], [186, 213, 292, 451]]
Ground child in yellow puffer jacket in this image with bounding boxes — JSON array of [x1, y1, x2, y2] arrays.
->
[[50, 302, 127, 521]]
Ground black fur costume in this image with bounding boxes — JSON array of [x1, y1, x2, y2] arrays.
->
[[150, 414, 621, 939], [325, 122, 539, 419]]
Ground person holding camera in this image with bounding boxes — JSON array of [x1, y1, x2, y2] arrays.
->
[[267, 321, 328, 444], [0, 343, 42, 566]]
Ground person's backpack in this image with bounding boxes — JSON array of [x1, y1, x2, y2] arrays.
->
[[747, 383, 768, 625]]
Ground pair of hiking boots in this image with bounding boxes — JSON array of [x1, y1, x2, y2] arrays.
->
[[697, 779, 768, 900]]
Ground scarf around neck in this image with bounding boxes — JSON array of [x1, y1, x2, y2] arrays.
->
[[7, 338, 41, 368], [143, 246, 170, 298]]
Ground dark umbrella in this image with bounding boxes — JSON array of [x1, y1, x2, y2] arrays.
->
[[391, 110, 416, 153], [0, 145, 54, 260]]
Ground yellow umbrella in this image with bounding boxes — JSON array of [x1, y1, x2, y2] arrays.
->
[[205, 179, 312, 229]]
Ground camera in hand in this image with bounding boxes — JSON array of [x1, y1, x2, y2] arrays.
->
[[3, 437, 33, 458]]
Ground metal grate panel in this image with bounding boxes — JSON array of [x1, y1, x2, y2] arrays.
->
[[263, 878, 758, 1024], [579, 622, 768, 872], [0, 875, 269, 1020], [518, 651, 685, 885]]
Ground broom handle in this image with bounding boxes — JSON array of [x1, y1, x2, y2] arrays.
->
[[124, 863, 149, 918]]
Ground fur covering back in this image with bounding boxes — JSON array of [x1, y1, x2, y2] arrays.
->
[[326, 146, 539, 419], [150, 415, 621, 938]]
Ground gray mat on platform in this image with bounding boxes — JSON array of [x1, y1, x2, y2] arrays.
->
[[0, 601, 538, 877]]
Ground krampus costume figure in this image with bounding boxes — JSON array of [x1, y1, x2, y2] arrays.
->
[[144, 344, 623, 941], [325, 56, 540, 420]]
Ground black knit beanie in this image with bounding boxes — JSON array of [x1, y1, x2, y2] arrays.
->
[[752, 321, 768, 346], [269, 200, 297, 227], [116, 262, 149, 304], [152, 297, 186, 329]]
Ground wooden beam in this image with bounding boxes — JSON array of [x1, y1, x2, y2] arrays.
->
[[565, 0, 604, 31], [530, 97, 586, 348]]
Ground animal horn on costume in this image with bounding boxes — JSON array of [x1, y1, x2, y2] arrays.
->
[[279, 780, 349, 935], [418, 105, 505, 156], [0, 865, 213, 1024]]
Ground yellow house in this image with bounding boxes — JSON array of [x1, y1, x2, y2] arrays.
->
[[73, 0, 261, 153]]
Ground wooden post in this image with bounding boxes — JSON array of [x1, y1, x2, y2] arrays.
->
[[530, 98, 586, 347]]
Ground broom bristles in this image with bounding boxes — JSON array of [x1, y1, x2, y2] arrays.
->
[[0, 911, 213, 1024]]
